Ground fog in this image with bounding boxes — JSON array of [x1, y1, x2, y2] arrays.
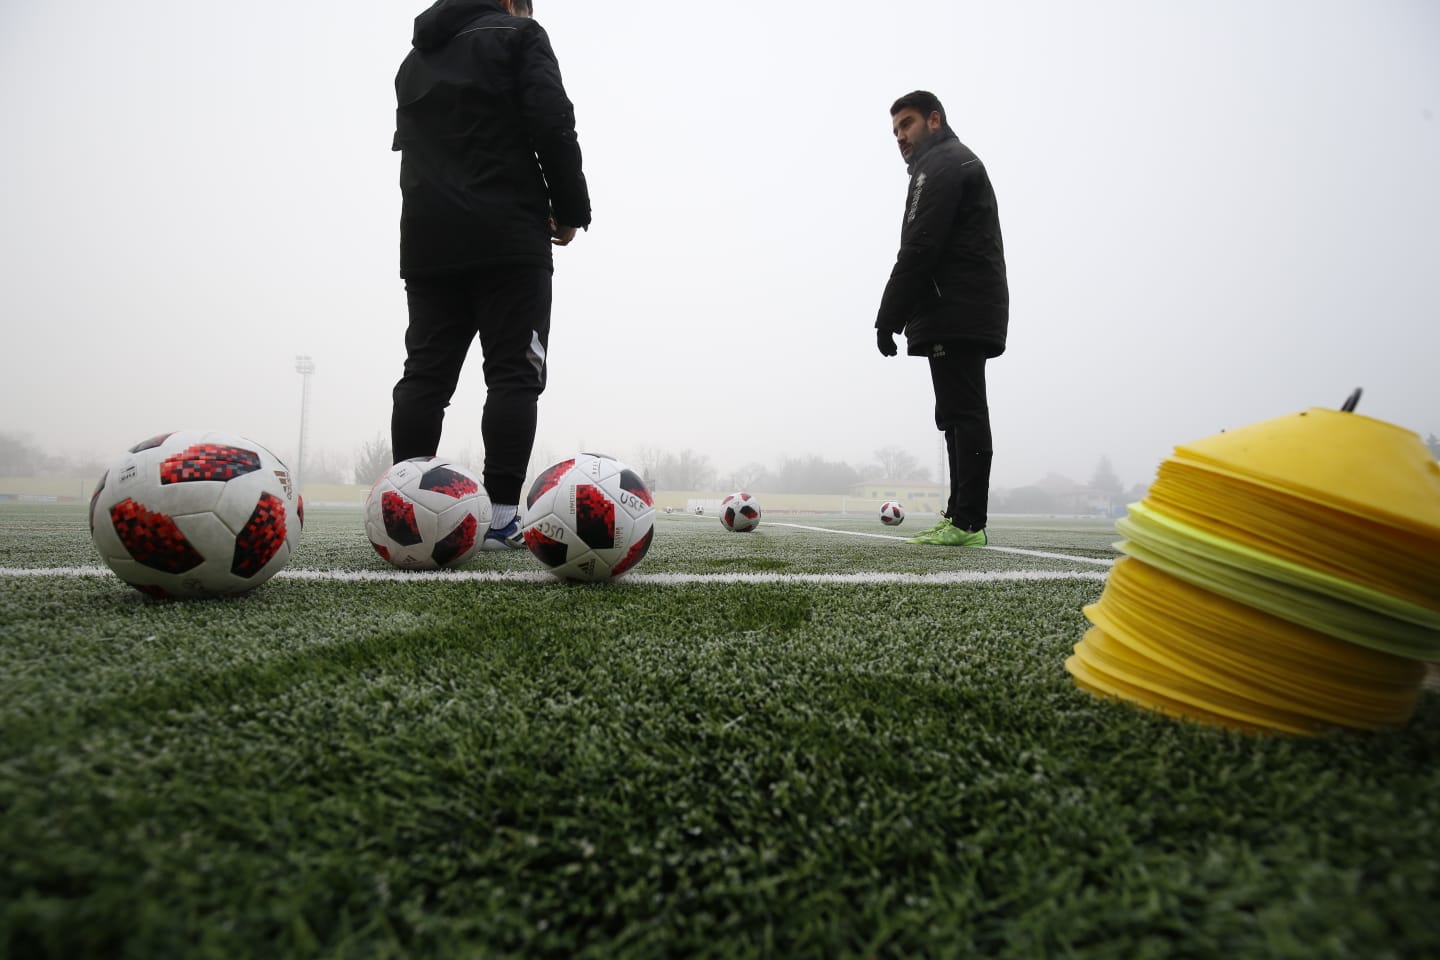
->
[[2, 0, 1437, 493]]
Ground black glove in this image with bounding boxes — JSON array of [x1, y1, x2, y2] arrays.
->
[[876, 329, 898, 357]]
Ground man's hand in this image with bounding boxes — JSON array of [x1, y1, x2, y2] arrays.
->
[[550, 218, 578, 246], [877, 329, 899, 357]]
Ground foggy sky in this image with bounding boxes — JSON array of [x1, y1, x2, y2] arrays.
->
[[2, 0, 1437, 491]]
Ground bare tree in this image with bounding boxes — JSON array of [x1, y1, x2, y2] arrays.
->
[[722, 461, 770, 492], [659, 449, 713, 490], [353, 433, 393, 486], [873, 445, 927, 481], [632, 446, 667, 490]]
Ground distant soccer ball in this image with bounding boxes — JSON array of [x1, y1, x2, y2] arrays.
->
[[721, 491, 761, 532], [365, 457, 491, 569], [694, 505, 704, 515], [89, 430, 303, 599], [522, 453, 655, 581], [879, 501, 906, 526]]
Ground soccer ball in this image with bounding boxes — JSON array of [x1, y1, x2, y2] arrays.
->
[[365, 457, 492, 569], [89, 430, 303, 599], [721, 491, 761, 532], [521, 453, 654, 581], [879, 501, 906, 526]]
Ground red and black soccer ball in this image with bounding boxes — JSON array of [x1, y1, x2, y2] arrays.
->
[[521, 453, 654, 581], [364, 457, 492, 569], [89, 430, 304, 599], [720, 491, 762, 532]]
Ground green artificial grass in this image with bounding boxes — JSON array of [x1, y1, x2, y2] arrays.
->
[[1, 503, 1437, 958]]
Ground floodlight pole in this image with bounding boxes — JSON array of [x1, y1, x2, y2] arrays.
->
[[295, 355, 315, 492]]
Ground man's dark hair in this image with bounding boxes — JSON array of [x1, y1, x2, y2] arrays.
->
[[890, 90, 946, 126]]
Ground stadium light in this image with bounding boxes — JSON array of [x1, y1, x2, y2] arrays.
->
[[295, 355, 315, 492]]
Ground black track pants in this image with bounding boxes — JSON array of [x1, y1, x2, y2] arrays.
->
[[391, 268, 551, 505], [927, 343, 993, 532]]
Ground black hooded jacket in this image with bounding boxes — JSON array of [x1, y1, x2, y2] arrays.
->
[[393, 0, 591, 277], [875, 128, 1008, 357]]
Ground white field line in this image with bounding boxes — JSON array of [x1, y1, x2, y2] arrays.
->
[[762, 521, 914, 542], [755, 521, 1115, 569], [1, 565, 1108, 586], [977, 545, 1114, 568]]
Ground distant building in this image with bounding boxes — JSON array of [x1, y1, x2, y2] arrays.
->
[[850, 479, 946, 514]]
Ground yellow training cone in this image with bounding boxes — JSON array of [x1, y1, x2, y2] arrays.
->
[[1175, 407, 1440, 537], [1068, 398, 1440, 734]]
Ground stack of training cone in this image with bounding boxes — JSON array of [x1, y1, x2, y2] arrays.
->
[[1067, 401, 1440, 734]]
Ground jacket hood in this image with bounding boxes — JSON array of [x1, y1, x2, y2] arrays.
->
[[412, 0, 505, 51]]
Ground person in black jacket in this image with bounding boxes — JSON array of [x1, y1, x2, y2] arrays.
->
[[390, 0, 590, 549], [875, 90, 1008, 548]]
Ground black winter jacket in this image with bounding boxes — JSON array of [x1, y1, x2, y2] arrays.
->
[[393, 0, 591, 277], [875, 129, 1008, 357]]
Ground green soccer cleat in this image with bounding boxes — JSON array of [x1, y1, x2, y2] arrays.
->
[[911, 515, 952, 539], [907, 517, 949, 544], [909, 519, 988, 547]]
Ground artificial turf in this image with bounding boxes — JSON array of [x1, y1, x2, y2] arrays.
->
[[2, 504, 1437, 958]]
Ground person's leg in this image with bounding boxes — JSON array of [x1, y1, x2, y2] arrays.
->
[[472, 267, 552, 510], [930, 343, 992, 534], [391, 277, 478, 462]]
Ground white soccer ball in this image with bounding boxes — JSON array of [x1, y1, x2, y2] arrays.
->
[[721, 491, 761, 532], [879, 500, 906, 526], [365, 457, 492, 569], [521, 453, 655, 581], [89, 429, 303, 599]]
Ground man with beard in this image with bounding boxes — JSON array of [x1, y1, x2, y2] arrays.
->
[[875, 90, 1008, 547]]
